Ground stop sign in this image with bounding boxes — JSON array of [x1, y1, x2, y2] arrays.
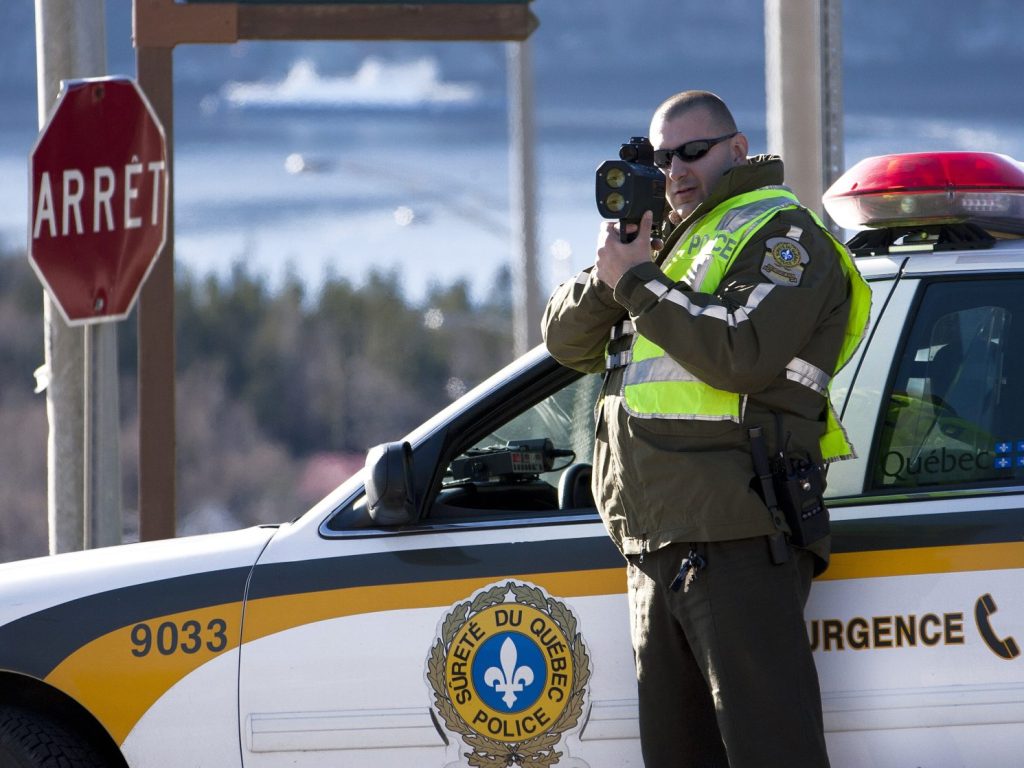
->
[[29, 76, 168, 324]]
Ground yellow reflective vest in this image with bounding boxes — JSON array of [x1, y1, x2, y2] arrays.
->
[[616, 187, 871, 462]]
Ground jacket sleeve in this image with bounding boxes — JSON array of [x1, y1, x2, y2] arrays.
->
[[542, 267, 626, 374], [612, 213, 849, 393]]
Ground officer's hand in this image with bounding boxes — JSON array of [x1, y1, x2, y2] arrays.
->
[[595, 211, 655, 289], [647, 209, 680, 253]]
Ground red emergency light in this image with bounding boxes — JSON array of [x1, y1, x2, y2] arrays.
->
[[823, 151, 1024, 233]]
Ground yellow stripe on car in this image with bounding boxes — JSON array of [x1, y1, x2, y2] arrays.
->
[[37, 545, 1024, 746], [44, 602, 244, 745], [821, 541, 1024, 581], [40, 567, 626, 745]]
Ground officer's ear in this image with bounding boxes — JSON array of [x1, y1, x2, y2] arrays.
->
[[731, 132, 749, 164]]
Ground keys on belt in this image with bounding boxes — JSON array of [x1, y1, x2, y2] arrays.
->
[[670, 548, 706, 593]]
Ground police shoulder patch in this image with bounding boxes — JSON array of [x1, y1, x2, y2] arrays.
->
[[761, 236, 810, 286], [426, 580, 591, 767]]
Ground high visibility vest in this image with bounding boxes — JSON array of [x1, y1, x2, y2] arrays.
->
[[611, 186, 871, 462]]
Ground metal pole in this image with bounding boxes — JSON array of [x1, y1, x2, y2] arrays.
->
[[83, 323, 92, 547], [506, 40, 541, 357], [35, 0, 121, 552], [765, 0, 828, 218], [820, 0, 845, 232], [83, 322, 122, 548]]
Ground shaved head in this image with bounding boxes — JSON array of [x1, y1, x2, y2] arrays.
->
[[653, 90, 738, 135]]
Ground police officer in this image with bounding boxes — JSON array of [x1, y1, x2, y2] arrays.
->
[[542, 90, 869, 767]]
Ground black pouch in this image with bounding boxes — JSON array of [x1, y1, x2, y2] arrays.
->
[[772, 455, 829, 548]]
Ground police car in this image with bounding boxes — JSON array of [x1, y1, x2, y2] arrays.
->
[[2, 151, 1023, 768]]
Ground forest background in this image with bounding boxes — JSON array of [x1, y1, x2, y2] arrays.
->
[[0, 250, 513, 562]]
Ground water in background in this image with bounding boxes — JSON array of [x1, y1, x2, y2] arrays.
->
[[3, 0, 1024, 302]]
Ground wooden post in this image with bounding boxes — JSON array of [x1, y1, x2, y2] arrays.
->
[[135, 45, 177, 541]]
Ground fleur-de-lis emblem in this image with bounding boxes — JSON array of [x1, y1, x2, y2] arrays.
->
[[484, 636, 534, 709]]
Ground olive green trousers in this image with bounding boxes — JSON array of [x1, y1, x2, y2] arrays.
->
[[626, 537, 830, 768]]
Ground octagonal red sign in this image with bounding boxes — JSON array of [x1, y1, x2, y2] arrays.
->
[[29, 76, 168, 325]]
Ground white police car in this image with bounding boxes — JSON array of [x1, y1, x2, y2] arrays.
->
[[1, 151, 1023, 768]]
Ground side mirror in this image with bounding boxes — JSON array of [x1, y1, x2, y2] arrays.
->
[[364, 441, 416, 525]]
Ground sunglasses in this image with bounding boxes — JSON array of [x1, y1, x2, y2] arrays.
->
[[652, 132, 739, 169]]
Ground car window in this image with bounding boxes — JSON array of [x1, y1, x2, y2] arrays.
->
[[432, 373, 602, 518], [869, 278, 1024, 491]]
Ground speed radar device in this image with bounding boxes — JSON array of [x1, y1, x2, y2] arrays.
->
[[449, 438, 574, 483], [596, 136, 666, 242]]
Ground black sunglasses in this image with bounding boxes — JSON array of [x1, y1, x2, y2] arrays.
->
[[652, 132, 739, 169]]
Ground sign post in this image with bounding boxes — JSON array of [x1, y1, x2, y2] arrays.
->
[[29, 75, 169, 547]]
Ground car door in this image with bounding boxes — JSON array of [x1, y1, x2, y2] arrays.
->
[[236, 351, 642, 768], [816, 251, 1024, 767]]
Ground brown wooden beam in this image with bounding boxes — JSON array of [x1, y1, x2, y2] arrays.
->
[[135, 1, 537, 47], [134, 0, 238, 47], [237, 4, 537, 41], [135, 46, 178, 542]]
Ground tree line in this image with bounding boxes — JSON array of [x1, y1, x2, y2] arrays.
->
[[0, 249, 514, 562]]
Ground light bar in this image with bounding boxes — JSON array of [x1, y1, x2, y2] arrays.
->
[[823, 152, 1024, 232]]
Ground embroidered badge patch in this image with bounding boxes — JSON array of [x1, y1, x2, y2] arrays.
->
[[426, 580, 591, 767], [761, 236, 810, 286]]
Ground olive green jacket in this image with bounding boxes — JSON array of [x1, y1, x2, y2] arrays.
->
[[542, 156, 852, 559]]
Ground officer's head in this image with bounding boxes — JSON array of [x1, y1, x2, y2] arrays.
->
[[650, 91, 749, 220]]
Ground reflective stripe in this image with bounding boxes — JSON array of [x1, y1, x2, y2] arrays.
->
[[628, 356, 830, 396], [717, 195, 798, 234], [606, 350, 632, 370], [785, 357, 830, 396], [622, 355, 702, 385], [687, 250, 714, 292], [644, 279, 669, 299], [662, 282, 774, 328], [575, 271, 590, 285], [610, 319, 634, 340], [663, 291, 733, 325], [745, 282, 775, 310], [623, 409, 739, 422]]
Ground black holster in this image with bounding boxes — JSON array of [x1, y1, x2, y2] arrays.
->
[[749, 425, 830, 550]]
